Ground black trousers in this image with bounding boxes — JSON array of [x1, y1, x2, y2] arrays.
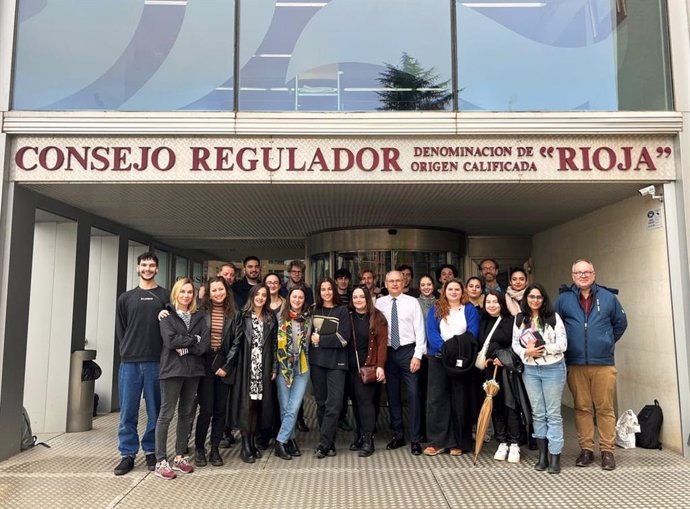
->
[[350, 371, 379, 435], [426, 356, 473, 451], [195, 352, 231, 450], [310, 365, 346, 448], [385, 344, 421, 442], [486, 367, 522, 444]]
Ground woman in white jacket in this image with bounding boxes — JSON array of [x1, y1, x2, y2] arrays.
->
[[512, 283, 567, 474]]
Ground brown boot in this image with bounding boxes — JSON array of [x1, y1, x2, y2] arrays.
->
[[601, 451, 616, 471], [575, 449, 594, 467]]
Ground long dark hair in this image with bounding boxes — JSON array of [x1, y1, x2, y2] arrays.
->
[[280, 285, 311, 322], [349, 285, 385, 333], [518, 283, 556, 328], [482, 289, 510, 318], [242, 283, 274, 323], [315, 277, 342, 308], [200, 276, 235, 317]]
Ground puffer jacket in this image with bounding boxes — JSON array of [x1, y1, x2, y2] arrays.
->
[[555, 283, 627, 366]]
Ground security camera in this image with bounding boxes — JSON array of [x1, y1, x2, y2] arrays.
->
[[638, 185, 656, 197], [638, 185, 663, 202]]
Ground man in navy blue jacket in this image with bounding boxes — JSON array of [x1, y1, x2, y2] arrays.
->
[[555, 259, 627, 471]]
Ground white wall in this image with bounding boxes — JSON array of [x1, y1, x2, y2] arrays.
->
[[24, 221, 77, 433], [532, 194, 681, 452], [86, 235, 119, 413]]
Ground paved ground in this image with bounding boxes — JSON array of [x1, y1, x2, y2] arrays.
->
[[1, 400, 687, 508]]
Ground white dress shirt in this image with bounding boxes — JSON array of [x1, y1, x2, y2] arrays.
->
[[375, 293, 426, 360]]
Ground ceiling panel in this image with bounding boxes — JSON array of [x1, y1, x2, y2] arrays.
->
[[25, 182, 644, 259]]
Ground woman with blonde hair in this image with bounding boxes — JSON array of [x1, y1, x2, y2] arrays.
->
[[155, 278, 210, 479]]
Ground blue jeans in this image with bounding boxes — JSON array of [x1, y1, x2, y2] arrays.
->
[[118, 361, 161, 457], [275, 365, 310, 444], [522, 359, 566, 455]]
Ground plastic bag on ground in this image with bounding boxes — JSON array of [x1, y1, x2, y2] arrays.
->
[[616, 409, 640, 449]]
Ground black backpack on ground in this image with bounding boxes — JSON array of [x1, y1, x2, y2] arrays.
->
[[635, 400, 663, 449], [21, 407, 51, 451]]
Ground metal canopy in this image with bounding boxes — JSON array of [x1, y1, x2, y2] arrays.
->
[[24, 181, 645, 260]]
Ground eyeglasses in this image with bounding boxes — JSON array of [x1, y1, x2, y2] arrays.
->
[[572, 271, 594, 277], [527, 295, 544, 300]]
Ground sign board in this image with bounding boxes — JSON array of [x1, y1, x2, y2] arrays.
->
[[10, 135, 675, 183]]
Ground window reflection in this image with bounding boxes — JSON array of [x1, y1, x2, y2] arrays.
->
[[240, 0, 453, 111], [456, 0, 671, 111], [13, 0, 235, 111]]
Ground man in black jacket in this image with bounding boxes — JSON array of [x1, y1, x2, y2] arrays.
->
[[232, 256, 261, 309], [113, 252, 169, 476]]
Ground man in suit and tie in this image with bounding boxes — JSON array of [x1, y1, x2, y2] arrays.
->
[[375, 270, 426, 455]]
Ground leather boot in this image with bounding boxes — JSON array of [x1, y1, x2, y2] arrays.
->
[[249, 433, 263, 459], [350, 434, 363, 451], [548, 453, 561, 474], [359, 433, 375, 457], [209, 447, 224, 467], [274, 441, 292, 460], [287, 439, 301, 457], [534, 438, 548, 471], [240, 435, 255, 464]]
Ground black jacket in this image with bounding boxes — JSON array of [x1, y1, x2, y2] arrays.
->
[[309, 305, 351, 371], [203, 309, 243, 385], [227, 313, 278, 431], [158, 307, 210, 380]]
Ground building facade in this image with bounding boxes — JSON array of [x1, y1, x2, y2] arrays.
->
[[1, 0, 689, 459]]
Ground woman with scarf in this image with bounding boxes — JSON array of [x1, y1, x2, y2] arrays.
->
[[273, 285, 312, 460], [505, 268, 528, 316], [417, 274, 437, 317], [348, 285, 387, 457], [227, 283, 278, 464]]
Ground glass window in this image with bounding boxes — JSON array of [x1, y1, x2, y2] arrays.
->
[[240, 0, 453, 111], [12, 0, 235, 111], [455, 0, 672, 111], [174, 256, 189, 281]]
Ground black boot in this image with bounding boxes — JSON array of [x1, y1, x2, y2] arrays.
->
[[241, 436, 255, 464], [350, 434, 363, 451], [274, 441, 292, 460], [194, 448, 207, 467], [548, 453, 561, 474], [287, 439, 301, 457], [534, 438, 548, 471], [209, 447, 224, 467], [359, 433, 375, 457], [250, 433, 263, 459]]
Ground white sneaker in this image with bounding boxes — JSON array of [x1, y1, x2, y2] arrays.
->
[[154, 459, 176, 480], [494, 443, 509, 461], [507, 443, 521, 463]]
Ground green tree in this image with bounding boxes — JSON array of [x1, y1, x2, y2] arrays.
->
[[377, 52, 452, 111]]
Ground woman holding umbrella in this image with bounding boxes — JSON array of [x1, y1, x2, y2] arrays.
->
[[478, 290, 526, 463], [512, 283, 567, 474]]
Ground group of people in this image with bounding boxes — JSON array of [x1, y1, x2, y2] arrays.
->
[[113, 253, 627, 480]]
